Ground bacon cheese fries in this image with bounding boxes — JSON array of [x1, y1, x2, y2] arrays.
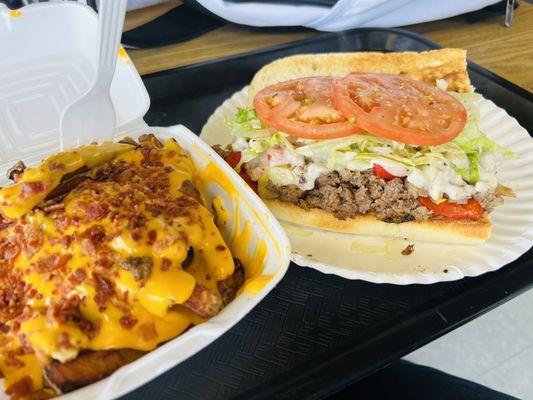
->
[[0, 134, 245, 399], [216, 49, 515, 244]]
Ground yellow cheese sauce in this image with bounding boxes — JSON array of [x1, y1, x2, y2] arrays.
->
[[0, 142, 131, 219], [200, 158, 279, 296], [0, 137, 244, 396]]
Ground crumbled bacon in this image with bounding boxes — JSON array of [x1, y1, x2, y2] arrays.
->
[[0, 212, 13, 231], [20, 182, 46, 199], [146, 230, 157, 245], [0, 323, 9, 333], [68, 269, 87, 285], [2, 243, 20, 261], [179, 231, 189, 245], [18, 334, 33, 353], [129, 214, 146, 230], [33, 254, 71, 273], [80, 225, 106, 256], [58, 332, 75, 350], [92, 273, 114, 311], [62, 234, 74, 249], [130, 230, 141, 242], [161, 258, 171, 271], [0, 274, 28, 322], [85, 203, 109, 220], [119, 315, 138, 330], [49, 162, 65, 171]]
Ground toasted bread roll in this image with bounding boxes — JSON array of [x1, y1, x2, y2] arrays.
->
[[265, 199, 491, 244], [248, 48, 472, 105]]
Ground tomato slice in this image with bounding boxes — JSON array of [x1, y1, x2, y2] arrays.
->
[[419, 197, 484, 220], [373, 164, 397, 180], [254, 77, 363, 139], [225, 151, 241, 169], [333, 73, 467, 146]]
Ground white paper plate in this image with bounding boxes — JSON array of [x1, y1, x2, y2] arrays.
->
[[200, 86, 533, 285]]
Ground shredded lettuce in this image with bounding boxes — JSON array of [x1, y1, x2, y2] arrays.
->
[[224, 107, 272, 139], [226, 95, 515, 188]]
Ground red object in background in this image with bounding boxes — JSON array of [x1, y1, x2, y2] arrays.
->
[[224, 151, 258, 194], [225, 151, 241, 168]]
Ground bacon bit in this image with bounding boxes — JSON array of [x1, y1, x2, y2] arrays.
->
[[4, 351, 24, 368], [179, 231, 189, 245], [33, 254, 72, 273], [62, 235, 74, 249], [28, 288, 38, 299], [0, 213, 13, 231], [49, 162, 65, 171], [58, 332, 75, 349], [48, 237, 60, 246], [131, 230, 142, 242], [161, 258, 171, 271], [146, 204, 162, 217], [205, 274, 211, 281], [2, 244, 20, 261], [18, 334, 33, 353], [138, 133, 163, 148], [85, 203, 109, 220], [147, 230, 157, 245], [119, 315, 138, 330], [92, 273, 115, 311], [22, 224, 43, 258], [97, 257, 111, 270], [68, 268, 87, 285], [137, 322, 158, 341], [5, 376, 33, 397], [80, 225, 106, 256], [82, 225, 106, 244], [129, 214, 146, 229], [216, 245, 226, 251], [20, 182, 46, 199], [0, 323, 9, 333]]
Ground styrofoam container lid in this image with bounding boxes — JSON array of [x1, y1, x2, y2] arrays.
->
[[0, 2, 150, 174]]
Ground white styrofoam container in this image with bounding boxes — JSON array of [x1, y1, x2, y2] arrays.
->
[[0, 3, 291, 399]]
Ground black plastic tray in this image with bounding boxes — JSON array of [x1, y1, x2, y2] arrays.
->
[[122, 28, 533, 400]]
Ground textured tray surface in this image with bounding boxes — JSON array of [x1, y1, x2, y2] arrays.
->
[[121, 28, 533, 400]]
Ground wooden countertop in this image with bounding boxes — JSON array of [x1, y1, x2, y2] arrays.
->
[[128, 2, 532, 91]]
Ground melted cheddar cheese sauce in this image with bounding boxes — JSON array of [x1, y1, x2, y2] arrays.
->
[[202, 159, 274, 296], [0, 136, 241, 397]]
